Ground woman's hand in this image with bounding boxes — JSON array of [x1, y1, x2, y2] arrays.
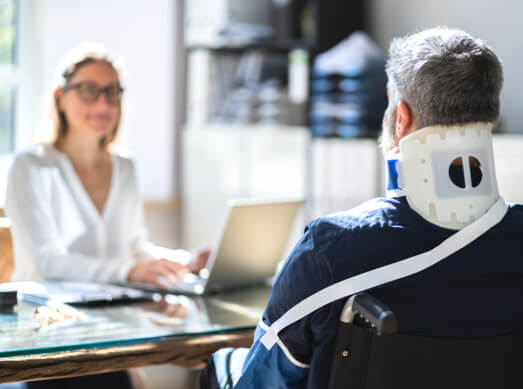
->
[[188, 248, 211, 274], [127, 258, 190, 289]]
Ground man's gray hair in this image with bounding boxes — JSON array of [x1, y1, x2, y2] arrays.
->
[[386, 27, 503, 129]]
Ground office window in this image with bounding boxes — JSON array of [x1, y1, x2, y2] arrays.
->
[[0, 0, 17, 154]]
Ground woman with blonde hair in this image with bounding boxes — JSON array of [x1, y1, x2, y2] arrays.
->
[[5, 42, 208, 288]]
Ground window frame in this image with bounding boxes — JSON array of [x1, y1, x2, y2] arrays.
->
[[0, 0, 38, 206]]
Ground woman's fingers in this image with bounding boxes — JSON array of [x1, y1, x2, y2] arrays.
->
[[158, 258, 190, 277], [188, 248, 211, 273], [127, 259, 191, 288]]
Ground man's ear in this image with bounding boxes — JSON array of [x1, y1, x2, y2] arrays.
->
[[395, 101, 416, 141]]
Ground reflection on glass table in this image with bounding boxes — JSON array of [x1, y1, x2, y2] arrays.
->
[[0, 282, 271, 359]]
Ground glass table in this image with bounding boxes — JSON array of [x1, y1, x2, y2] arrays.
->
[[0, 282, 271, 383]]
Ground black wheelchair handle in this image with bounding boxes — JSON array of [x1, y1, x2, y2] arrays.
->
[[342, 293, 398, 335]]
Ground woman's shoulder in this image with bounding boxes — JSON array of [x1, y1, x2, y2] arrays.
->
[[7, 145, 63, 191], [11, 144, 60, 169], [110, 148, 137, 172]]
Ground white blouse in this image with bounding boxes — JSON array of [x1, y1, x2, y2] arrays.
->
[[5, 144, 156, 283]]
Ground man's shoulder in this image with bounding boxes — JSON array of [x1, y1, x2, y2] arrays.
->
[[499, 202, 523, 230], [507, 202, 523, 213], [308, 197, 407, 238]]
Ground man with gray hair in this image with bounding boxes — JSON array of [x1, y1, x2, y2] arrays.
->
[[201, 27, 523, 389], [381, 27, 503, 153]]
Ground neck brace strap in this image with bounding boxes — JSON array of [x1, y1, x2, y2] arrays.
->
[[260, 196, 508, 350]]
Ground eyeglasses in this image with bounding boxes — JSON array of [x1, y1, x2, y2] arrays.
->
[[62, 81, 124, 104]]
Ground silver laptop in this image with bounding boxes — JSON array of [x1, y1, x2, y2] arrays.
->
[[159, 198, 303, 295]]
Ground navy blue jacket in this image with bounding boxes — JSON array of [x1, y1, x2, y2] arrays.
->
[[233, 197, 523, 388]]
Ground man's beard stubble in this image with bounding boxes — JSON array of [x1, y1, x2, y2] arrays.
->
[[379, 107, 397, 155]]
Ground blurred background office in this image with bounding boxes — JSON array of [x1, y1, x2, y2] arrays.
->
[[1, 0, 523, 388]]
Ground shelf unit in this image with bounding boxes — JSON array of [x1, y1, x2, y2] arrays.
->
[[180, 0, 383, 249]]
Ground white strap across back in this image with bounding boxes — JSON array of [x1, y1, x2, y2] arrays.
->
[[260, 197, 508, 349]]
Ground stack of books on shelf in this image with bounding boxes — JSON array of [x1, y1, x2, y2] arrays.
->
[[310, 32, 387, 138]]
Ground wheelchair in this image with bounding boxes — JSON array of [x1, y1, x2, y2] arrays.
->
[[328, 293, 523, 389]]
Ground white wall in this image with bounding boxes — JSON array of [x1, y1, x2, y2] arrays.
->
[[35, 0, 179, 201], [369, 0, 523, 134]]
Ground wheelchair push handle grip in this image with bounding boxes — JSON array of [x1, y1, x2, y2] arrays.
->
[[342, 293, 398, 335]]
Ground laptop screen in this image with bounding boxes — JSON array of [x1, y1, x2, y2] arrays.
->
[[204, 198, 303, 293]]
